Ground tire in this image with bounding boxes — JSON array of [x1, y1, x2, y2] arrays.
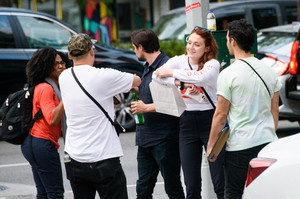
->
[[114, 92, 136, 132]]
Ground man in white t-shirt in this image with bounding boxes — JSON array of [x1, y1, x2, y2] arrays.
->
[[206, 19, 281, 199], [59, 33, 141, 199]]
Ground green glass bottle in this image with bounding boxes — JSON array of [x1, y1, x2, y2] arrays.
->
[[132, 93, 145, 125]]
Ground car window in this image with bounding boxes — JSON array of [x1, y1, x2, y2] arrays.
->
[[257, 32, 295, 56], [252, 8, 278, 30], [17, 15, 72, 50], [216, 15, 244, 30], [284, 6, 297, 24], [0, 15, 15, 48], [152, 11, 186, 40]]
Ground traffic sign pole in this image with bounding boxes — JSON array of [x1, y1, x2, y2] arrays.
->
[[185, 0, 209, 34]]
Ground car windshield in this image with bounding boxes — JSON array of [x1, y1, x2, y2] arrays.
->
[[257, 32, 296, 57], [152, 11, 186, 40]]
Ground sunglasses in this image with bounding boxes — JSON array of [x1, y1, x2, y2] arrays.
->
[[193, 26, 211, 33]]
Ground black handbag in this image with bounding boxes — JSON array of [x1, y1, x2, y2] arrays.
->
[[71, 67, 125, 136]]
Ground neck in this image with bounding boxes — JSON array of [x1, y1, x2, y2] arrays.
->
[[188, 57, 200, 65], [233, 48, 252, 60], [74, 61, 91, 66], [50, 77, 59, 86], [145, 51, 161, 66]]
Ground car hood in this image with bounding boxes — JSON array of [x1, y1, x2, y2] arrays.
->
[[93, 44, 142, 65], [258, 133, 300, 159]]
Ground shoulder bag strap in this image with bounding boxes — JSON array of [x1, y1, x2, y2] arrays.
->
[[239, 59, 271, 98], [71, 67, 115, 125], [187, 58, 216, 109], [201, 87, 216, 109]]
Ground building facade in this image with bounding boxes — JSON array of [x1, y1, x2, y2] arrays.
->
[[6, 0, 223, 43]]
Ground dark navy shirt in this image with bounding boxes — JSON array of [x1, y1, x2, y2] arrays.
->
[[136, 51, 180, 147]]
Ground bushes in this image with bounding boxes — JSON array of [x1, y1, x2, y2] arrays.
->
[[112, 39, 186, 58], [159, 39, 186, 57]]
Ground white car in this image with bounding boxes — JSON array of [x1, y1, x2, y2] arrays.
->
[[258, 22, 300, 124], [242, 132, 300, 199]]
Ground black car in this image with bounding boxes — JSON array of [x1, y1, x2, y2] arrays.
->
[[0, 7, 144, 131]]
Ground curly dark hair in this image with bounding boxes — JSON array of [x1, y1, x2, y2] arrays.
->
[[227, 18, 255, 52], [26, 47, 71, 86]]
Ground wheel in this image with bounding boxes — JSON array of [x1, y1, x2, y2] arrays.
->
[[115, 92, 136, 132]]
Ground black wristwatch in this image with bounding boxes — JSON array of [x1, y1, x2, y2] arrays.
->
[[180, 81, 184, 90]]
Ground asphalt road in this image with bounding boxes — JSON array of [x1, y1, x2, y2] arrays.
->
[[0, 120, 299, 199]]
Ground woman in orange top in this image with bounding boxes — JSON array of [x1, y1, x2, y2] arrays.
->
[[21, 47, 68, 199]]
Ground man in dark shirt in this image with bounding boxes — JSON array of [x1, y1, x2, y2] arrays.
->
[[131, 28, 184, 199]]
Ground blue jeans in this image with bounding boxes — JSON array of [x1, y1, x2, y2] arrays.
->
[[136, 141, 184, 199], [180, 110, 225, 199], [21, 135, 64, 199], [224, 143, 269, 199], [65, 157, 128, 199]]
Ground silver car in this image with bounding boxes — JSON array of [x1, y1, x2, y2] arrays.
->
[[258, 22, 300, 124]]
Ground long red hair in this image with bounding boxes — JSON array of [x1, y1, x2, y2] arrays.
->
[[185, 28, 218, 71]]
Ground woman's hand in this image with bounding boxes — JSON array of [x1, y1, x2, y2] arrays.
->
[[184, 83, 200, 95], [154, 68, 174, 78]]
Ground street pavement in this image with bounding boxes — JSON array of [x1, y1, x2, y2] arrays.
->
[[0, 121, 299, 199]]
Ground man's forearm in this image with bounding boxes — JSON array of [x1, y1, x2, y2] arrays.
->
[[271, 91, 280, 130], [144, 103, 156, 113]]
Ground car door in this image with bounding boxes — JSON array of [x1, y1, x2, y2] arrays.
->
[[0, 14, 30, 102]]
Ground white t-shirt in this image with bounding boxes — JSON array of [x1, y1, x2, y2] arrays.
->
[[59, 65, 133, 162], [217, 57, 281, 151], [152, 54, 220, 111]]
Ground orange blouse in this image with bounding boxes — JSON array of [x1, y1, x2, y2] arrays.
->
[[30, 83, 61, 149]]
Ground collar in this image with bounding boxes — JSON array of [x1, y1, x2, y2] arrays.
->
[[145, 51, 167, 70]]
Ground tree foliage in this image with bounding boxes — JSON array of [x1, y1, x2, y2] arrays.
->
[[74, 0, 87, 8]]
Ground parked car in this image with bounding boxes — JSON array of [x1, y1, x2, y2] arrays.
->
[[152, 0, 297, 41], [257, 22, 300, 124], [242, 132, 300, 198], [0, 7, 144, 131]]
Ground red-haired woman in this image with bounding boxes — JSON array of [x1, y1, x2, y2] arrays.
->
[[154, 27, 225, 199]]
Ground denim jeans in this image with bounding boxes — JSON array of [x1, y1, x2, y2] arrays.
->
[[21, 135, 64, 199], [224, 143, 269, 199], [180, 110, 225, 199], [136, 141, 184, 199], [65, 157, 127, 199]]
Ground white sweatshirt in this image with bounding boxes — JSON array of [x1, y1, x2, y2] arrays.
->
[[152, 54, 220, 111]]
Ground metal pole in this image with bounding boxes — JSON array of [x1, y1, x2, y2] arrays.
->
[[185, 0, 209, 34], [54, 0, 63, 20]]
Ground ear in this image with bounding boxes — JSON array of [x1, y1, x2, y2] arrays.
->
[[68, 52, 73, 60], [90, 47, 94, 56], [231, 38, 237, 47], [138, 44, 144, 52]]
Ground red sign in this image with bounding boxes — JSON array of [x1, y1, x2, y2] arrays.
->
[[185, 2, 201, 13]]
